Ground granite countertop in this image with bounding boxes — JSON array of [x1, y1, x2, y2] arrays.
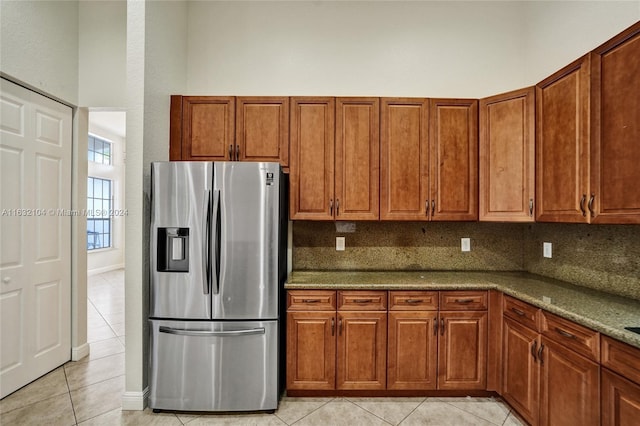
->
[[286, 270, 640, 350]]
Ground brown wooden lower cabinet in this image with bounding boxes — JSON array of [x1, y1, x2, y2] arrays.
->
[[337, 311, 387, 390], [502, 317, 540, 425], [602, 368, 640, 426], [538, 337, 600, 426], [438, 311, 487, 390], [387, 311, 438, 390], [286, 311, 336, 390]]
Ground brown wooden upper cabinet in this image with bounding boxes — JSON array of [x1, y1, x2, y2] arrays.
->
[[380, 98, 429, 220], [171, 96, 235, 161], [536, 22, 640, 224], [479, 88, 535, 222], [169, 95, 290, 166], [380, 98, 478, 221], [290, 97, 380, 220], [590, 22, 640, 224], [236, 96, 289, 166], [430, 99, 479, 221]]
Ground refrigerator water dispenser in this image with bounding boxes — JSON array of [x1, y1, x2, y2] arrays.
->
[[157, 227, 189, 272]]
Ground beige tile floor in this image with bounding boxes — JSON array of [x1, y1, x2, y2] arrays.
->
[[1, 269, 525, 425]]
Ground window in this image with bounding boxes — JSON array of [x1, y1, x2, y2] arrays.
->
[[88, 134, 112, 165], [87, 177, 112, 250]]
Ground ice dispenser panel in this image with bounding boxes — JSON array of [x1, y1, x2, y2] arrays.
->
[[157, 227, 189, 272]]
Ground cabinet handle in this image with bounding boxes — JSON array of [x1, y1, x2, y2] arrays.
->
[[579, 194, 587, 217], [229, 144, 234, 160], [529, 199, 534, 217], [555, 327, 577, 340], [405, 299, 423, 304], [440, 318, 445, 336], [336, 199, 340, 216], [454, 298, 474, 304], [352, 298, 373, 303], [511, 307, 526, 317], [433, 317, 438, 335], [302, 299, 321, 303], [431, 200, 436, 216], [330, 199, 334, 216], [537, 343, 545, 365], [425, 200, 429, 217], [235, 144, 240, 161], [531, 340, 538, 362], [339, 318, 343, 335], [331, 317, 335, 336], [588, 194, 595, 218]]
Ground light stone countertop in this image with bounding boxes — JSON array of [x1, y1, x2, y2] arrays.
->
[[286, 270, 640, 350]]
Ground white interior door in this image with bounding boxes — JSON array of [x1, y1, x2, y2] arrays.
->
[[0, 78, 72, 398]]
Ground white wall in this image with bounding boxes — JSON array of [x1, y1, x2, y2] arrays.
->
[[124, 0, 188, 409], [186, 1, 528, 98], [523, 1, 640, 84], [0, 0, 79, 105], [87, 119, 126, 275], [79, 0, 127, 107]]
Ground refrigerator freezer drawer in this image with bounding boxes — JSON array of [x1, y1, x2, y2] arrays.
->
[[149, 319, 278, 412]]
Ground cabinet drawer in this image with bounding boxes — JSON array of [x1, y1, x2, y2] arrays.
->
[[503, 295, 539, 331], [338, 291, 387, 311], [439, 291, 487, 310], [389, 291, 438, 311], [541, 311, 600, 361], [288, 290, 336, 311], [602, 336, 640, 385]]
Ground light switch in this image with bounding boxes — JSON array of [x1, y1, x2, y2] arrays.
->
[[461, 238, 471, 252], [336, 237, 345, 251]]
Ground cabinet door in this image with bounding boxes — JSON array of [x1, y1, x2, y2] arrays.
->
[[536, 55, 591, 223], [538, 337, 599, 426], [380, 98, 429, 220], [429, 99, 479, 221], [591, 22, 640, 224], [502, 318, 539, 426], [286, 311, 336, 390], [290, 97, 335, 220], [337, 311, 386, 390], [387, 311, 437, 390], [335, 98, 380, 220], [181, 96, 235, 161], [479, 88, 535, 222], [602, 368, 640, 426], [236, 97, 289, 166], [438, 311, 487, 390]]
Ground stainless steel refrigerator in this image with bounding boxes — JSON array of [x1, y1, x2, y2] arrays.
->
[[148, 161, 287, 412]]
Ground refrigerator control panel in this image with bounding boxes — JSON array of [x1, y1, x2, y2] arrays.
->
[[157, 227, 189, 272]]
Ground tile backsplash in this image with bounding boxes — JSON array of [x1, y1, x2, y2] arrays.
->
[[524, 223, 640, 300], [292, 221, 525, 271], [292, 221, 640, 300]]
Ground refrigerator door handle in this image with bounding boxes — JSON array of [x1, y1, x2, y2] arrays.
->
[[159, 326, 265, 337], [203, 190, 211, 295], [212, 189, 221, 294]]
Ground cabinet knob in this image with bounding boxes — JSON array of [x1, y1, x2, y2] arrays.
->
[[2, 277, 10, 284]]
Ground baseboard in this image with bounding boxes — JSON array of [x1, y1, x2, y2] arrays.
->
[[121, 386, 149, 411], [71, 343, 90, 361], [88, 263, 125, 276]]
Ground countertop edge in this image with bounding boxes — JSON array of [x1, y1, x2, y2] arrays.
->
[[285, 271, 640, 350]]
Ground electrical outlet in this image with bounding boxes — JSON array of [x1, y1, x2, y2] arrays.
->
[[461, 238, 471, 252], [336, 237, 345, 251], [543, 296, 552, 304], [543, 242, 552, 258]]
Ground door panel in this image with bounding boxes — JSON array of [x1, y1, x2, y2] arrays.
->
[[214, 162, 281, 320], [236, 97, 289, 166], [150, 162, 212, 320], [149, 319, 278, 411], [0, 78, 71, 398]]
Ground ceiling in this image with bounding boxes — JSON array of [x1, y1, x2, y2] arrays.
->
[[89, 111, 126, 139]]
